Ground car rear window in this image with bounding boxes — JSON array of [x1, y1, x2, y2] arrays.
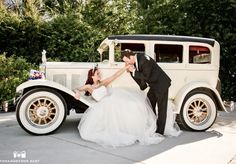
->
[[155, 44, 183, 63], [189, 46, 211, 64]]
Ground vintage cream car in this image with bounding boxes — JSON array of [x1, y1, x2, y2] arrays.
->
[[15, 35, 234, 135]]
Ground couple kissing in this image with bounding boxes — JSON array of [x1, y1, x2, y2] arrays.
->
[[74, 49, 181, 147]]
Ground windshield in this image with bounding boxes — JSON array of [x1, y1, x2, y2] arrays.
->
[[97, 38, 111, 62]]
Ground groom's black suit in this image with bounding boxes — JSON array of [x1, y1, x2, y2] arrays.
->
[[131, 53, 171, 135]]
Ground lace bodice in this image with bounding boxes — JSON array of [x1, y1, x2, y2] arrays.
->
[[92, 86, 108, 101]]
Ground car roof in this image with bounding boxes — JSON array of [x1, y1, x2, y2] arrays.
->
[[108, 35, 215, 47]]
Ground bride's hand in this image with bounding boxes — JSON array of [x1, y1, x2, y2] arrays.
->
[[124, 64, 132, 71], [125, 64, 130, 70], [74, 91, 80, 100], [125, 64, 135, 72]]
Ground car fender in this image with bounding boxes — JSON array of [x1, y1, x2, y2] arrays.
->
[[16, 80, 91, 106], [174, 81, 226, 113]]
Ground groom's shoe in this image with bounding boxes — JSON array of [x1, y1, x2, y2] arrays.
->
[[155, 129, 164, 135]]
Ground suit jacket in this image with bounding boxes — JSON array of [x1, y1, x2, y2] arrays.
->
[[131, 53, 171, 93]]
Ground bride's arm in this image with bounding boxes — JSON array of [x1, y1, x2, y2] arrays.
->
[[75, 85, 91, 92], [74, 85, 92, 100], [100, 65, 128, 86]]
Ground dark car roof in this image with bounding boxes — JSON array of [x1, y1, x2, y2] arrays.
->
[[108, 35, 215, 47]]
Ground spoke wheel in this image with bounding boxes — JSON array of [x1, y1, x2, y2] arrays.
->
[[16, 88, 67, 135], [27, 97, 58, 127], [186, 98, 210, 125], [176, 91, 217, 131]]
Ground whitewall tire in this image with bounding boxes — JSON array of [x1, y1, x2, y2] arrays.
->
[[16, 88, 67, 135], [177, 91, 217, 131]]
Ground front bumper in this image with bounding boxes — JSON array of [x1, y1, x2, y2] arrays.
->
[[1, 98, 16, 112], [0, 90, 23, 113]]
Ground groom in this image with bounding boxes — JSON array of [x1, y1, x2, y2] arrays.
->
[[121, 49, 171, 135]]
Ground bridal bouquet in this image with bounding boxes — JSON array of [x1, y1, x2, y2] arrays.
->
[[29, 69, 45, 80]]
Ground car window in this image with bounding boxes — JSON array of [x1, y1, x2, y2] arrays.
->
[[189, 46, 211, 64], [101, 46, 109, 62], [154, 44, 183, 63], [114, 43, 145, 62]]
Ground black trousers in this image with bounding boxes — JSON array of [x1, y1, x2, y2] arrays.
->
[[147, 88, 169, 135]]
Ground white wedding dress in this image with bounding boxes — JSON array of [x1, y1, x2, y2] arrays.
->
[[78, 86, 181, 147]]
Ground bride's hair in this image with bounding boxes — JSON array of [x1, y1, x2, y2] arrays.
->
[[84, 66, 98, 96]]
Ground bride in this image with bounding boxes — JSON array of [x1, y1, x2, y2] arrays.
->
[[74, 65, 181, 147]]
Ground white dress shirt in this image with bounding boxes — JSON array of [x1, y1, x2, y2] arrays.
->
[[132, 54, 138, 76]]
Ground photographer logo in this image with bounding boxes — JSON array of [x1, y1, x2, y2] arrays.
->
[[0, 151, 39, 163], [13, 151, 26, 159]]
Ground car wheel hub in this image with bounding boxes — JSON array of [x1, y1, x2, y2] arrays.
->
[[27, 98, 57, 126], [187, 99, 209, 125], [193, 107, 202, 117], [36, 107, 49, 118]]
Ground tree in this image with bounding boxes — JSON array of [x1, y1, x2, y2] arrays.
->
[[45, 11, 102, 62], [0, 1, 49, 63], [136, 0, 185, 34], [0, 53, 36, 103], [82, 0, 140, 36]]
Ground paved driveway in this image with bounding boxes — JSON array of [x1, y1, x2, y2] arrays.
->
[[0, 106, 236, 164]]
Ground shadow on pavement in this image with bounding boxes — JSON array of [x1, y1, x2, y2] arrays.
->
[[53, 114, 223, 163]]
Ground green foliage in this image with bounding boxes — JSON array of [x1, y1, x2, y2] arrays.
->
[[137, 0, 185, 34], [0, 53, 36, 103], [43, 0, 82, 14], [44, 12, 102, 62], [0, 3, 48, 64], [82, 0, 140, 35]]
